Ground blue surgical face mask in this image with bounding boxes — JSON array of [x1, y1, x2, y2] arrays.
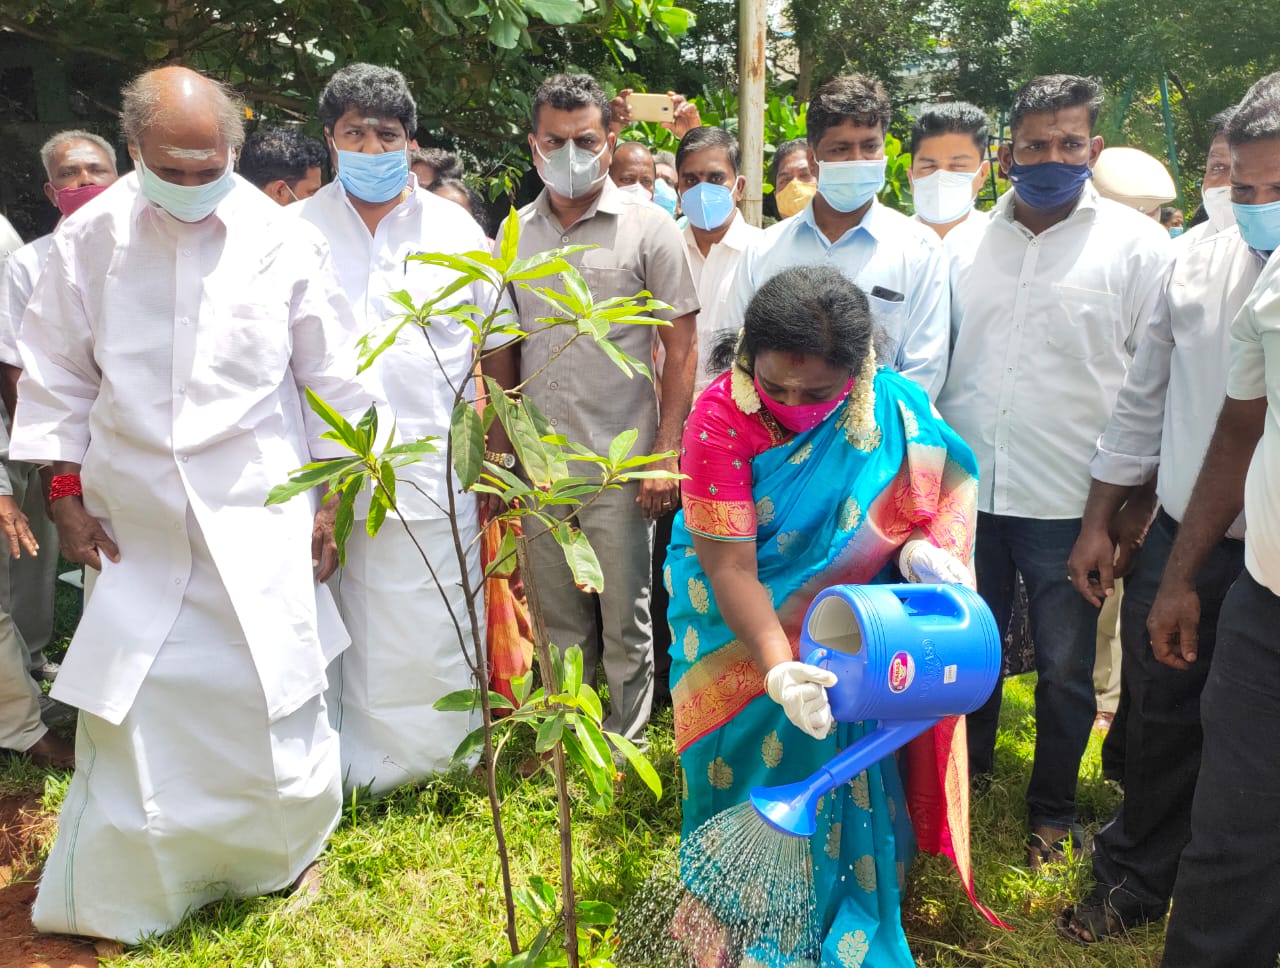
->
[[681, 181, 738, 231], [653, 177, 679, 217], [336, 147, 409, 203], [817, 158, 886, 213], [1233, 198, 1280, 255], [136, 154, 234, 223], [1168, 225, 1185, 238], [1008, 159, 1092, 210]]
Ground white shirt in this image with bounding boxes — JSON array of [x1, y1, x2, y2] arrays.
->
[[0, 235, 52, 469], [725, 198, 951, 399], [1226, 252, 1280, 593], [681, 211, 762, 395], [10, 172, 379, 724], [0, 234, 52, 367], [936, 182, 1172, 518], [0, 215, 21, 261], [1092, 227, 1261, 537], [296, 178, 507, 521]]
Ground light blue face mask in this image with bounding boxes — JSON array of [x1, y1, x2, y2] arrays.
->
[[1233, 198, 1280, 254], [136, 154, 234, 223], [817, 158, 886, 213], [336, 147, 409, 203], [681, 181, 738, 231], [653, 177, 679, 217]]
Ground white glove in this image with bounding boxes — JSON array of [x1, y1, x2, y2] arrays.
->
[[764, 661, 838, 740], [899, 539, 976, 589]]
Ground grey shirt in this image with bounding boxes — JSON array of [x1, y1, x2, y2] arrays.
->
[[502, 180, 699, 457]]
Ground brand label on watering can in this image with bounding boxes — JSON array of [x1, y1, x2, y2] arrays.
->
[[888, 651, 915, 693]]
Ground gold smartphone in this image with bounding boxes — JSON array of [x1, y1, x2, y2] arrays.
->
[[627, 92, 675, 124]]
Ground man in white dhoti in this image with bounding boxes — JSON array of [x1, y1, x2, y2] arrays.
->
[[10, 66, 378, 944], [297, 63, 509, 796]]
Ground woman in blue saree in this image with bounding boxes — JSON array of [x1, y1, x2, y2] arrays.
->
[[666, 266, 987, 967]]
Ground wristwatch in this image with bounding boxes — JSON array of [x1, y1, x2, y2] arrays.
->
[[485, 450, 517, 470]]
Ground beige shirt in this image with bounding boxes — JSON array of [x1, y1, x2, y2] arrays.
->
[[502, 182, 699, 456]]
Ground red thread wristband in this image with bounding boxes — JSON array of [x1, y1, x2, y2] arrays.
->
[[48, 474, 83, 503]]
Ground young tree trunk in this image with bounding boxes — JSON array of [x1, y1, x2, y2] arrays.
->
[[516, 530, 580, 968]]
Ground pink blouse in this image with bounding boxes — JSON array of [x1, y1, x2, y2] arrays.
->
[[680, 371, 792, 541]]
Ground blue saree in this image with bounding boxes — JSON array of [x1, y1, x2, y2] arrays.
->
[[666, 367, 980, 967]]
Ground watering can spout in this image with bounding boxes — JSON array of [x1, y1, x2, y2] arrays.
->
[[750, 718, 937, 838]]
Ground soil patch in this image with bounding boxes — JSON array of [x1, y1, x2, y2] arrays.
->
[[0, 794, 98, 968]]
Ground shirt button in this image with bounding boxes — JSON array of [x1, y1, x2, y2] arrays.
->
[[549, 381, 558, 389], [176, 385, 186, 394], [561, 236, 570, 243], [180, 455, 190, 463], [173, 577, 182, 585], [182, 249, 192, 256], [179, 316, 190, 325], [1021, 282, 1028, 288], [550, 418, 558, 426]]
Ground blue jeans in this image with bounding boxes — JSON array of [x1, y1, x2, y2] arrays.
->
[[966, 512, 1099, 829]]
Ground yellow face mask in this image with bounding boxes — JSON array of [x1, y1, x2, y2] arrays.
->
[[775, 178, 818, 218]]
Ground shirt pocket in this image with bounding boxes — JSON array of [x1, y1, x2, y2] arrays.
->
[[1045, 285, 1122, 361], [867, 293, 906, 361], [212, 303, 291, 389]]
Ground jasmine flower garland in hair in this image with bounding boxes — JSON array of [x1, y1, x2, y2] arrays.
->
[[730, 329, 761, 414]]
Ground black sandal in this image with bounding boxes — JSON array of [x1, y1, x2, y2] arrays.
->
[[1055, 901, 1124, 945]]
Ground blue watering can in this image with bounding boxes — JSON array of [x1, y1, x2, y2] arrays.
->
[[750, 582, 1001, 837]]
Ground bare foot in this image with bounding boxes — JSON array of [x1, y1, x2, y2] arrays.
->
[[283, 861, 324, 913], [25, 731, 75, 770]]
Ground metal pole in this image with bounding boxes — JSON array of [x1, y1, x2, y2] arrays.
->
[[1159, 72, 1183, 205], [739, 0, 767, 226]]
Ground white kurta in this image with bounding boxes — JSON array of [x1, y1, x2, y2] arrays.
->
[[297, 179, 504, 794], [10, 172, 380, 941]]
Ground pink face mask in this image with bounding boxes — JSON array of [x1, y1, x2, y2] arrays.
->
[[54, 183, 110, 217], [754, 375, 855, 433]]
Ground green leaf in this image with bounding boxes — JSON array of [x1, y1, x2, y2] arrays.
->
[[564, 644, 583, 696], [378, 458, 398, 509], [576, 682, 604, 723], [605, 730, 662, 798], [305, 388, 363, 454], [497, 206, 520, 268], [534, 712, 565, 753], [356, 403, 379, 453], [511, 672, 533, 707], [560, 727, 611, 795], [575, 899, 616, 927], [334, 483, 357, 565], [265, 458, 363, 506], [607, 428, 639, 468], [451, 400, 485, 490], [449, 725, 486, 771], [521, 0, 585, 25], [434, 689, 482, 712], [366, 489, 388, 537], [552, 522, 604, 594], [487, 10, 522, 47], [484, 526, 519, 578], [594, 335, 650, 381]]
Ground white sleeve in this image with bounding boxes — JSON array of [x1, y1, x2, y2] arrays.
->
[[9, 235, 99, 464]]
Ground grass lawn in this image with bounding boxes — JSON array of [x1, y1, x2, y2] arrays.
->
[[7, 574, 1164, 964], [2, 654, 1166, 967]]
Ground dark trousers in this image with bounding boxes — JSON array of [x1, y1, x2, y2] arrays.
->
[[967, 512, 1099, 828], [1090, 511, 1244, 924], [650, 507, 676, 707], [1161, 571, 1280, 968]]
